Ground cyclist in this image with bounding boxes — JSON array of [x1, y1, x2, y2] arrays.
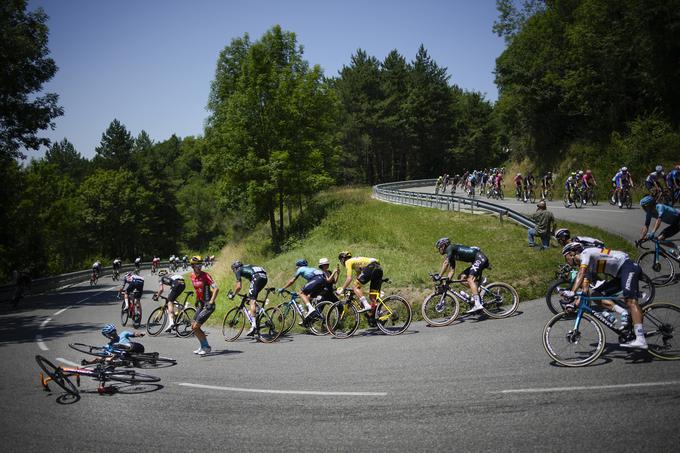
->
[[541, 171, 553, 196], [278, 259, 327, 321], [112, 257, 122, 274], [524, 172, 535, 199], [560, 242, 647, 349], [120, 271, 145, 312], [153, 269, 186, 333], [639, 195, 680, 244], [182, 255, 188, 269], [513, 173, 523, 199], [554, 228, 605, 249], [151, 256, 160, 273], [442, 173, 450, 192], [581, 169, 597, 199], [435, 175, 443, 193], [645, 165, 666, 198], [564, 172, 578, 207], [189, 255, 218, 355], [434, 237, 487, 313], [493, 170, 503, 195], [613, 167, 634, 207], [666, 165, 680, 203], [134, 256, 142, 273], [101, 323, 145, 354], [335, 251, 383, 315], [92, 260, 102, 279], [10, 268, 31, 308], [229, 260, 267, 336]]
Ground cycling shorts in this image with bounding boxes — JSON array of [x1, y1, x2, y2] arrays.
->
[[115, 342, 145, 353], [661, 217, 680, 239], [460, 253, 489, 279], [356, 262, 384, 292], [125, 281, 144, 296], [248, 273, 268, 299], [167, 281, 186, 303], [301, 275, 326, 296], [592, 260, 640, 299], [193, 302, 215, 325]]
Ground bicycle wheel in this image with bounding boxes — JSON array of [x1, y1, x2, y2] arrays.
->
[[421, 291, 460, 326], [637, 251, 675, 286], [35, 355, 79, 396], [258, 307, 283, 343], [608, 189, 616, 205], [481, 282, 519, 318], [146, 307, 167, 336], [624, 192, 632, 209], [638, 272, 656, 307], [542, 312, 605, 367], [529, 189, 536, 203], [277, 302, 297, 335], [120, 301, 129, 326], [590, 189, 598, 206], [376, 295, 412, 335], [547, 188, 553, 201], [309, 300, 332, 336], [69, 343, 111, 358], [132, 299, 142, 328], [125, 352, 176, 366], [573, 191, 582, 208], [643, 303, 680, 360], [326, 301, 359, 339], [104, 369, 161, 384], [499, 188, 504, 200], [175, 307, 196, 337], [222, 307, 245, 341], [563, 192, 570, 207], [545, 279, 571, 315]]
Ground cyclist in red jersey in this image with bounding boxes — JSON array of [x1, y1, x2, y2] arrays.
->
[[189, 255, 219, 355]]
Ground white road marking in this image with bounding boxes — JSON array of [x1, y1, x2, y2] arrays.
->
[[36, 335, 48, 351], [40, 317, 52, 328], [177, 382, 388, 397], [54, 307, 70, 316], [494, 381, 680, 394], [56, 358, 80, 367]]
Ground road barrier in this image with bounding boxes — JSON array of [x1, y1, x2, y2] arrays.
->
[[373, 179, 536, 229]]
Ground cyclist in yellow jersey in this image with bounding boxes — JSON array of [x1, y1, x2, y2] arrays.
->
[[335, 252, 383, 313]]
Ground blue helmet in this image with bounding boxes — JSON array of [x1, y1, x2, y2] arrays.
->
[[295, 259, 308, 267], [102, 324, 117, 336], [640, 195, 655, 208]]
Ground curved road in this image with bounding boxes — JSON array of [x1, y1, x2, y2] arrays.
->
[[2, 192, 679, 451]]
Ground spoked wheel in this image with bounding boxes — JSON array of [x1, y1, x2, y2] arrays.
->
[[590, 189, 598, 206], [175, 307, 196, 337], [481, 282, 519, 318], [608, 189, 617, 205], [624, 193, 632, 209], [277, 303, 297, 335], [528, 189, 536, 203], [120, 301, 129, 326], [376, 295, 412, 335], [638, 272, 656, 307], [258, 307, 283, 343], [132, 299, 142, 328], [69, 343, 111, 358], [421, 291, 461, 326], [222, 307, 245, 341], [326, 301, 359, 339], [125, 352, 176, 367], [545, 279, 571, 315], [637, 251, 675, 286], [104, 369, 161, 384], [146, 307, 167, 336], [643, 303, 680, 360], [563, 192, 570, 208], [36, 355, 79, 396], [308, 300, 332, 336], [573, 192, 582, 208], [543, 312, 605, 367], [547, 189, 553, 201]]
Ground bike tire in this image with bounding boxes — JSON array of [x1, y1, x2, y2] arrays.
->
[[104, 369, 161, 384], [481, 282, 519, 318], [132, 298, 142, 328], [608, 189, 616, 205], [120, 301, 129, 326], [547, 189, 553, 201], [278, 302, 297, 335], [126, 352, 176, 366], [258, 306, 283, 343], [421, 291, 460, 326], [326, 301, 359, 339], [222, 307, 245, 341], [545, 279, 571, 315], [309, 300, 332, 336], [643, 303, 680, 360], [376, 295, 412, 335], [146, 307, 167, 336], [176, 307, 196, 337], [624, 193, 632, 209], [590, 189, 598, 206], [637, 251, 675, 286], [573, 192, 582, 208], [69, 343, 111, 358], [638, 272, 656, 307], [542, 311, 605, 367], [35, 355, 79, 396], [563, 192, 570, 208], [529, 189, 536, 203]]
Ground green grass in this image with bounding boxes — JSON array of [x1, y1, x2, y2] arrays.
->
[[204, 187, 637, 331]]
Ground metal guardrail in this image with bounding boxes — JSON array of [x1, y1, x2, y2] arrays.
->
[[373, 179, 536, 229]]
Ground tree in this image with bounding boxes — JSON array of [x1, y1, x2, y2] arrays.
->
[[0, 0, 63, 159], [93, 119, 135, 170], [44, 138, 88, 181]]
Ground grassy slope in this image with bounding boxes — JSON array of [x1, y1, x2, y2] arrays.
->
[[206, 187, 635, 325]]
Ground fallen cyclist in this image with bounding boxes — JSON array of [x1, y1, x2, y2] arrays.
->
[[81, 324, 146, 365]]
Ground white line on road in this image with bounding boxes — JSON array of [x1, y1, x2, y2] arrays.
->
[[53, 307, 70, 316], [36, 335, 48, 351], [177, 382, 388, 397], [56, 358, 80, 367], [494, 381, 680, 394], [40, 317, 52, 328]]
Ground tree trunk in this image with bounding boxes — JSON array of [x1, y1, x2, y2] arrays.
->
[[268, 195, 279, 252], [278, 188, 284, 243]]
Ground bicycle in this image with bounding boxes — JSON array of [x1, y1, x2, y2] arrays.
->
[[151, 263, 158, 274], [541, 185, 553, 201], [610, 185, 633, 209], [112, 268, 120, 281], [68, 342, 176, 368], [325, 279, 412, 338], [581, 185, 598, 206], [222, 289, 284, 343], [89, 270, 98, 286], [636, 237, 680, 286], [544, 263, 655, 315], [515, 185, 524, 202], [542, 292, 680, 367], [146, 291, 196, 337], [120, 289, 143, 328], [563, 186, 582, 208], [525, 185, 536, 203], [276, 289, 331, 336], [36, 355, 161, 396], [421, 273, 519, 326]]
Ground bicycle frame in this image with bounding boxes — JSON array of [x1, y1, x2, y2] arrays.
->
[[570, 294, 630, 336]]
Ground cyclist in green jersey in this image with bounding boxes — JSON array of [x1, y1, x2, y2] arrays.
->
[[230, 261, 268, 336], [435, 237, 489, 313]]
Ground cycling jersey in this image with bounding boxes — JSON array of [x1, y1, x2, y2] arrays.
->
[[572, 236, 605, 249], [190, 271, 216, 303], [644, 203, 680, 227], [645, 171, 665, 189], [513, 175, 523, 185], [160, 274, 184, 286], [579, 248, 628, 277], [344, 257, 379, 277], [581, 174, 595, 186], [122, 274, 144, 293], [293, 266, 324, 281], [444, 244, 480, 266], [234, 265, 266, 281]]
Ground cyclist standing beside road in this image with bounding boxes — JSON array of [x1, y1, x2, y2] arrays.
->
[[336, 251, 383, 315], [435, 238, 487, 313], [639, 195, 680, 245], [153, 269, 186, 333], [560, 243, 647, 349], [230, 260, 267, 336], [189, 256, 218, 355]]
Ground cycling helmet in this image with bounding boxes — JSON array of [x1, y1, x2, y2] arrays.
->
[[190, 255, 202, 265], [562, 242, 583, 256], [676, 164, 680, 170], [231, 260, 242, 270], [578, 170, 584, 175], [586, 169, 592, 175], [102, 324, 117, 336], [571, 172, 576, 177], [554, 228, 571, 240], [435, 237, 451, 250], [640, 195, 655, 208], [158, 269, 168, 276], [547, 171, 552, 175], [295, 259, 308, 267], [318, 257, 330, 266], [621, 166, 628, 172], [338, 251, 352, 261], [655, 165, 663, 172], [516, 173, 521, 177]]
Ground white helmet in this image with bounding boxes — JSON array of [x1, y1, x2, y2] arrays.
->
[[655, 165, 663, 172]]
